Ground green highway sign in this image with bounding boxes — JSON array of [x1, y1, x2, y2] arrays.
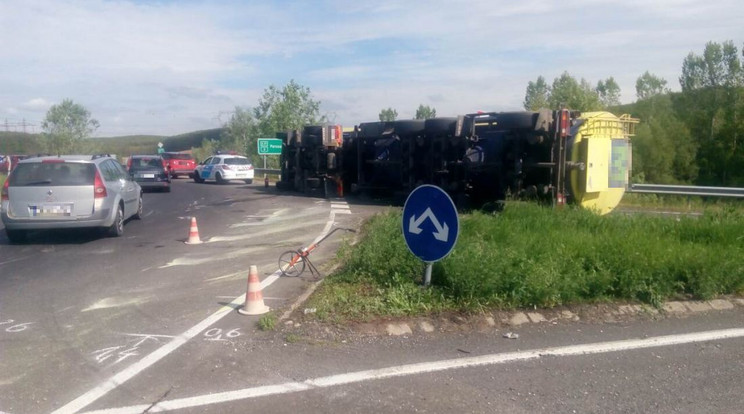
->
[[257, 138, 282, 155]]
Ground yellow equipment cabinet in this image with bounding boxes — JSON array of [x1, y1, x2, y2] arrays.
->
[[568, 112, 637, 215]]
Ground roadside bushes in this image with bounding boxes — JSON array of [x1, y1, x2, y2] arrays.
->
[[309, 204, 744, 320]]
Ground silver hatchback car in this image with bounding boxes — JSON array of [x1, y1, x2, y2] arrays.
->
[[1, 155, 143, 243]]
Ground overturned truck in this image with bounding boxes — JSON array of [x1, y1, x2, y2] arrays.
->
[[276, 109, 637, 214]]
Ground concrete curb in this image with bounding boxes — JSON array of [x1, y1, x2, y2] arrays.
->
[[282, 297, 744, 339]]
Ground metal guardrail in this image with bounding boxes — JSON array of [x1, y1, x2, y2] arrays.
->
[[254, 168, 281, 176], [628, 184, 744, 198]]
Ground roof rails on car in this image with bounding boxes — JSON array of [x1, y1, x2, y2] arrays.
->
[[91, 154, 117, 160]]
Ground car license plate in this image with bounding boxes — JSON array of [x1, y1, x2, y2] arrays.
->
[[30, 204, 73, 217], [142, 173, 155, 178]]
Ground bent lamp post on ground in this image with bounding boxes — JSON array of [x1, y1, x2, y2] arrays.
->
[[402, 185, 459, 286]]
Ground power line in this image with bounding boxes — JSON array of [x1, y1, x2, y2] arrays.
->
[[2, 118, 38, 133]]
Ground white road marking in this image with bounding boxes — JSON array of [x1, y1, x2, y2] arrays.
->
[[83, 328, 744, 414], [53, 201, 342, 414], [0, 255, 33, 266], [52, 274, 281, 414], [82, 296, 152, 312], [158, 247, 263, 268]]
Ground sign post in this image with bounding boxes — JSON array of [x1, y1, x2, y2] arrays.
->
[[257, 138, 283, 184], [402, 185, 459, 286], [157, 142, 164, 154]]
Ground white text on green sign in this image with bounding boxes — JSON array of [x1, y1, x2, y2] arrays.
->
[[257, 138, 282, 155]]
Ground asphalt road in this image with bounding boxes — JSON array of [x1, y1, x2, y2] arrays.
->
[[1, 180, 742, 414]]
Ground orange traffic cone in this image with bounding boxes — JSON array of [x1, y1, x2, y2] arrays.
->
[[184, 217, 202, 244], [238, 265, 270, 315]]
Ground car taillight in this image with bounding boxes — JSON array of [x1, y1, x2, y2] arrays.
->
[[94, 170, 107, 198], [221, 164, 232, 170], [247, 165, 254, 170], [1, 178, 9, 201]]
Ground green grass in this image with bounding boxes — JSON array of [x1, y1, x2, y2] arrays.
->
[[258, 312, 278, 331], [307, 203, 744, 322], [0, 173, 6, 188]]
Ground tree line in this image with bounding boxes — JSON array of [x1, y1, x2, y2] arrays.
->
[[522, 41, 743, 187], [9, 39, 742, 187]]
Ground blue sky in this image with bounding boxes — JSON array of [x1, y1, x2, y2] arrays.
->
[[1, 0, 742, 137]]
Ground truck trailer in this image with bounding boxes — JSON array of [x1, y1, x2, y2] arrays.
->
[[276, 109, 637, 214]]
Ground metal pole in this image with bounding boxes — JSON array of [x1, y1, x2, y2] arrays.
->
[[423, 262, 433, 286]]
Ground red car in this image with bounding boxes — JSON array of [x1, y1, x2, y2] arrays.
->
[[0, 155, 30, 174], [161, 152, 196, 178]]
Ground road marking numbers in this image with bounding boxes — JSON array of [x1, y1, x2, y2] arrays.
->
[[203, 328, 241, 342], [0, 319, 33, 333], [82, 328, 744, 414], [54, 204, 336, 414]]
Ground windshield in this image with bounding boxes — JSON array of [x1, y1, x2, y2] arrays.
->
[[9, 162, 96, 186], [130, 158, 164, 170]]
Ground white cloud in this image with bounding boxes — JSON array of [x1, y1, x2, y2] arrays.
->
[[0, 0, 742, 136]]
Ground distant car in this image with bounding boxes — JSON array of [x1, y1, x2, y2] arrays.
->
[[127, 155, 171, 192], [1, 155, 143, 243], [0, 155, 30, 174], [193, 154, 254, 184], [161, 152, 196, 178]]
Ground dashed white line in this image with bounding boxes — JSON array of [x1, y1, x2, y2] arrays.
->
[[82, 328, 744, 414], [51, 274, 281, 414], [52, 202, 342, 414]]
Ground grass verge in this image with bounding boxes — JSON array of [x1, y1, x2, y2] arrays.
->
[[306, 203, 744, 322], [0, 173, 6, 188], [258, 312, 278, 331]]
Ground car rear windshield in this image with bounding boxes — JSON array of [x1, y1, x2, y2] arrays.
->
[[130, 158, 164, 170], [9, 162, 96, 186], [223, 158, 251, 165], [163, 153, 193, 160]]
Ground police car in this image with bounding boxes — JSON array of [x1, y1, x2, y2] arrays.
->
[[193, 154, 254, 184]]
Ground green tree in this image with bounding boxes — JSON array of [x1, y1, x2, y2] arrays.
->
[[41, 99, 99, 154], [254, 79, 323, 139], [414, 104, 436, 120], [631, 94, 697, 184], [210, 80, 323, 168], [678, 40, 743, 185], [596, 77, 621, 108], [524, 76, 551, 110], [221, 106, 259, 157], [548, 72, 602, 111], [191, 139, 219, 164], [378, 108, 398, 122], [635, 71, 669, 100]]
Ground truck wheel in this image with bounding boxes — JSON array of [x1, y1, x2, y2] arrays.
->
[[393, 120, 425, 135], [359, 122, 386, 138], [425, 117, 458, 135], [494, 112, 535, 129]]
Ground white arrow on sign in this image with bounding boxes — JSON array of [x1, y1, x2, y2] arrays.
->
[[408, 207, 449, 242]]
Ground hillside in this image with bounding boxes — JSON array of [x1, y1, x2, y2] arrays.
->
[[0, 128, 225, 156]]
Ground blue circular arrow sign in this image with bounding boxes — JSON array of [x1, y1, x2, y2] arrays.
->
[[402, 185, 459, 262]]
